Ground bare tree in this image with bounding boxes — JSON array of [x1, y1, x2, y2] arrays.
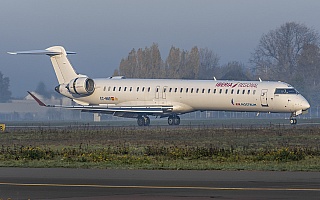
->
[[294, 44, 320, 105], [185, 46, 200, 79], [251, 22, 320, 82], [113, 69, 119, 76], [165, 46, 181, 78], [199, 48, 220, 79], [119, 48, 137, 78], [149, 43, 163, 78], [297, 44, 320, 86], [220, 61, 252, 81]]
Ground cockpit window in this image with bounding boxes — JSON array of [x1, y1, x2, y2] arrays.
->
[[274, 88, 299, 94]]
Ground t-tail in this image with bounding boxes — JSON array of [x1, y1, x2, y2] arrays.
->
[[8, 46, 95, 97]]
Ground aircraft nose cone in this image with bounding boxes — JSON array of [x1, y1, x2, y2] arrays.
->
[[301, 99, 310, 110]]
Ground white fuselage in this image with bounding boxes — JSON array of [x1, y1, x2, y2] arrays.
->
[[59, 78, 310, 115]]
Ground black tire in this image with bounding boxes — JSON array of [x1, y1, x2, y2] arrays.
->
[[168, 116, 174, 125], [144, 117, 150, 126], [174, 116, 180, 125], [290, 118, 297, 125], [137, 117, 144, 126]]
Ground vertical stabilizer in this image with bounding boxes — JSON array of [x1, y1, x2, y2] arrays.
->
[[46, 46, 78, 84]]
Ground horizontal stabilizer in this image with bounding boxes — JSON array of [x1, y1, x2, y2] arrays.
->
[[8, 49, 76, 56], [9, 46, 78, 84]]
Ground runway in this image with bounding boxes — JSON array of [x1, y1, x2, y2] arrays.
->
[[0, 168, 319, 199]]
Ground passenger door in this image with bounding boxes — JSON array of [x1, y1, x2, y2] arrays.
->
[[260, 89, 268, 107], [162, 86, 168, 99]]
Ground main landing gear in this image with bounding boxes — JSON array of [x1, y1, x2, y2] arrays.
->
[[136, 114, 181, 126], [137, 115, 150, 126], [168, 115, 180, 125]]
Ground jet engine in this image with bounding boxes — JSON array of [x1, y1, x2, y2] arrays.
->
[[67, 77, 95, 95]]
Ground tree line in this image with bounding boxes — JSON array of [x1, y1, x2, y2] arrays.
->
[[115, 44, 249, 80], [116, 44, 254, 81]]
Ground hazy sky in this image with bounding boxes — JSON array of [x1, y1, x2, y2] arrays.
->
[[1, 0, 320, 97]]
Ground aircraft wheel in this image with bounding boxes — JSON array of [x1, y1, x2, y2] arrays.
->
[[168, 116, 174, 125], [144, 116, 150, 126], [137, 117, 144, 126], [174, 116, 180, 125], [290, 118, 297, 125]]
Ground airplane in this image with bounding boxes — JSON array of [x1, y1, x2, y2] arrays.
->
[[8, 46, 310, 126]]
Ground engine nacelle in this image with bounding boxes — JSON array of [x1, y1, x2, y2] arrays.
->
[[67, 77, 95, 95]]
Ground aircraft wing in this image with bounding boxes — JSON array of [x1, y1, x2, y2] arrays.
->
[[27, 91, 173, 115]]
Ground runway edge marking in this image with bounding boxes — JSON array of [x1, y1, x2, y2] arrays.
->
[[0, 182, 319, 192]]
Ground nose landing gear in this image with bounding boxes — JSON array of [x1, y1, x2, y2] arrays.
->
[[290, 112, 297, 125]]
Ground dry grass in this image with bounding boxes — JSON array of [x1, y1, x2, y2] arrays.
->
[[1, 125, 320, 170]]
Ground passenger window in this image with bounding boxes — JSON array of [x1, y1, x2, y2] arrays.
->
[[156, 87, 159, 92], [148, 87, 151, 92], [208, 89, 211, 93], [130, 87, 132, 92], [231, 89, 234, 94], [137, 87, 139, 92], [219, 89, 222, 94], [242, 90, 245, 94], [164, 88, 167, 92], [119, 87, 121, 91], [253, 90, 256, 95], [175, 88, 177, 92], [113, 87, 116, 91], [124, 87, 127, 91], [169, 88, 172, 92], [191, 88, 194, 93], [180, 88, 183, 93], [247, 90, 250, 94], [108, 86, 111, 91], [196, 88, 199, 93], [237, 89, 240, 94], [103, 86, 106, 91], [186, 88, 188, 93], [142, 87, 145, 92], [213, 89, 216, 94]]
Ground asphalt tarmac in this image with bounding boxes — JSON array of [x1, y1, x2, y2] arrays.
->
[[0, 168, 319, 199]]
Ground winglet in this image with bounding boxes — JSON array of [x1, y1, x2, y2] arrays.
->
[[27, 91, 47, 107]]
